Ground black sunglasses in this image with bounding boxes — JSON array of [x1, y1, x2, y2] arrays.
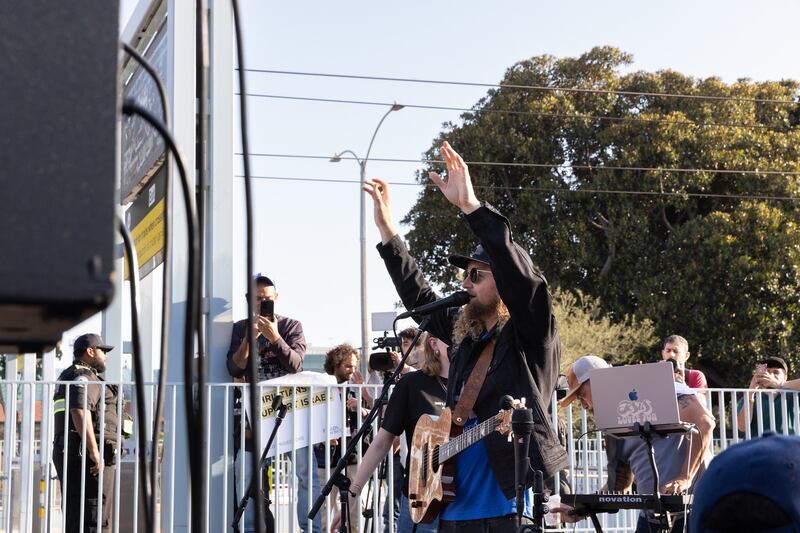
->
[[467, 267, 492, 283]]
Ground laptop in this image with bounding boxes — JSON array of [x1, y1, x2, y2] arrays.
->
[[589, 361, 694, 438]]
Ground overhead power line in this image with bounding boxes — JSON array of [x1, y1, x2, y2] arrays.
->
[[237, 151, 800, 177], [241, 68, 800, 106], [242, 93, 796, 131], [235, 174, 800, 203]]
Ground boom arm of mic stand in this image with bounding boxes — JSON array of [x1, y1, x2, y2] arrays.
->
[[308, 316, 432, 521]]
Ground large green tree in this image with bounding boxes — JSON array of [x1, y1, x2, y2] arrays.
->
[[402, 47, 800, 385]]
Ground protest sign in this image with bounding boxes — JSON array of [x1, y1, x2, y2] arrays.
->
[[243, 371, 345, 457]]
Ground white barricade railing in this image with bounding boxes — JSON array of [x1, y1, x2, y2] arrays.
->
[[0, 381, 797, 532]]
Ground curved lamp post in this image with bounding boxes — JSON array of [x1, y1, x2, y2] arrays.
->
[[330, 102, 404, 371]]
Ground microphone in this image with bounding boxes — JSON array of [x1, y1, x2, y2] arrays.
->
[[271, 394, 283, 411], [512, 407, 534, 520], [396, 291, 470, 319]]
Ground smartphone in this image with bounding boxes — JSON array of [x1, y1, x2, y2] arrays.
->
[[259, 299, 274, 318], [755, 363, 767, 374]]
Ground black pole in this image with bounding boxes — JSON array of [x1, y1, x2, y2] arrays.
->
[[232, 397, 289, 527]]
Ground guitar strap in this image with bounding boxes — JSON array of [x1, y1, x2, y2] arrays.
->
[[451, 337, 496, 434]]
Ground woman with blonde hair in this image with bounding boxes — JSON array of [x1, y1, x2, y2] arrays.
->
[[332, 331, 449, 533]]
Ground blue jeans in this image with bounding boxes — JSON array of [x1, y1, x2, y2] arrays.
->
[[397, 494, 439, 533], [235, 448, 322, 533]]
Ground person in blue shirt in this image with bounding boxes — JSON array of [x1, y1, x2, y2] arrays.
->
[[363, 141, 568, 532]]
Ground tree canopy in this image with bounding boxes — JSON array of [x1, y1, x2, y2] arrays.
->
[[402, 47, 800, 385]]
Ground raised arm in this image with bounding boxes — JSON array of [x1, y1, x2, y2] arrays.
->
[[268, 318, 306, 373], [363, 178, 400, 245], [431, 142, 554, 337], [736, 373, 762, 432], [366, 178, 454, 343]]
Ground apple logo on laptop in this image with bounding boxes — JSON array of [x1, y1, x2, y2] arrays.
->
[[628, 389, 638, 401]]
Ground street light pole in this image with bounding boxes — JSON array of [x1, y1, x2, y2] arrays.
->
[[331, 103, 403, 372]]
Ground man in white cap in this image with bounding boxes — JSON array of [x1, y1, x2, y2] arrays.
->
[[555, 355, 716, 533]]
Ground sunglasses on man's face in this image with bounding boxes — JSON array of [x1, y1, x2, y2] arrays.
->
[[463, 267, 492, 284]]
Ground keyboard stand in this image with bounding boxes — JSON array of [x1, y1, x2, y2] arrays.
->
[[580, 422, 695, 533]]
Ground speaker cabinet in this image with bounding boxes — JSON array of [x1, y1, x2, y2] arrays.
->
[[0, 2, 120, 352]]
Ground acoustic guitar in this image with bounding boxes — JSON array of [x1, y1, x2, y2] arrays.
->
[[406, 400, 518, 523]]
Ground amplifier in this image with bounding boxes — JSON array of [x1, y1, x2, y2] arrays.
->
[[0, 1, 120, 352]]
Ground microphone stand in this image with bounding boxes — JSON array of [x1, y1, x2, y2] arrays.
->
[[232, 396, 289, 528], [308, 316, 432, 533], [512, 407, 543, 533]]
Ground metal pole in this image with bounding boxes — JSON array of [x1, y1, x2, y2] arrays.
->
[[333, 104, 403, 373], [359, 159, 369, 371]]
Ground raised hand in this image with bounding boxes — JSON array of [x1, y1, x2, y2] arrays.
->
[[363, 178, 398, 243], [428, 141, 480, 214]]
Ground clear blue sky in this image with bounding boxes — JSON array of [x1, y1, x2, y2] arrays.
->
[[64, 0, 800, 362]]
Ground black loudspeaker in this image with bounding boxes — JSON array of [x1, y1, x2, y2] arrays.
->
[[0, 2, 120, 352]]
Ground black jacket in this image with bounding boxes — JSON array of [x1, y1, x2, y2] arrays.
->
[[377, 202, 569, 499]]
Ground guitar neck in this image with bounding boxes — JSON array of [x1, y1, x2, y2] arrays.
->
[[439, 414, 500, 463]]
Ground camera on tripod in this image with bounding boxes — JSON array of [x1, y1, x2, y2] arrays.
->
[[369, 332, 401, 372]]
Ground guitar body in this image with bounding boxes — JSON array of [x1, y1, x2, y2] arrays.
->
[[406, 400, 516, 524], [408, 407, 454, 524]]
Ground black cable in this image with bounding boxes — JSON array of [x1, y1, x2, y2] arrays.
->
[[121, 100, 202, 532], [240, 68, 800, 106], [195, 1, 210, 525], [236, 174, 800, 203], [231, 2, 265, 533], [117, 217, 154, 531], [121, 43, 169, 124], [119, 40, 172, 521], [242, 93, 791, 131]]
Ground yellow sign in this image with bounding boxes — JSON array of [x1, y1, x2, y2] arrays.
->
[[124, 166, 165, 279], [124, 197, 164, 279], [260, 386, 332, 418]]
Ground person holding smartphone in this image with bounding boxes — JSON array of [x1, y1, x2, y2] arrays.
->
[[736, 356, 796, 436], [226, 274, 321, 533]]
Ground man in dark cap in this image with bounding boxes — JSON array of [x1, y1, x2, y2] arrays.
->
[[362, 141, 568, 532], [737, 355, 796, 435], [52, 333, 118, 532]]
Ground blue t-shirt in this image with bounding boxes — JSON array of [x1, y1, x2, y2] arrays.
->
[[441, 417, 533, 520]]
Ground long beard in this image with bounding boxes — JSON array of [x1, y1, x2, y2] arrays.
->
[[464, 294, 499, 322], [92, 360, 106, 374], [452, 296, 509, 345]]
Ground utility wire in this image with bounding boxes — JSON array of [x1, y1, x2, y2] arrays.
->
[[236, 174, 800, 202], [237, 152, 800, 177], [242, 93, 796, 131], [240, 68, 800, 106]]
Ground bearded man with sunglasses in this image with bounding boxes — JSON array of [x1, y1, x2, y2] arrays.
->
[[362, 142, 568, 532]]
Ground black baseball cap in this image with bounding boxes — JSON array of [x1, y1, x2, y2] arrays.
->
[[759, 356, 789, 374], [690, 433, 800, 532], [448, 244, 491, 270], [73, 333, 114, 356], [254, 273, 275, 288]]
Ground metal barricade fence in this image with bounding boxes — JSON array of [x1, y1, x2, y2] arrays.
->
[[1, 381, 797, 532]]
